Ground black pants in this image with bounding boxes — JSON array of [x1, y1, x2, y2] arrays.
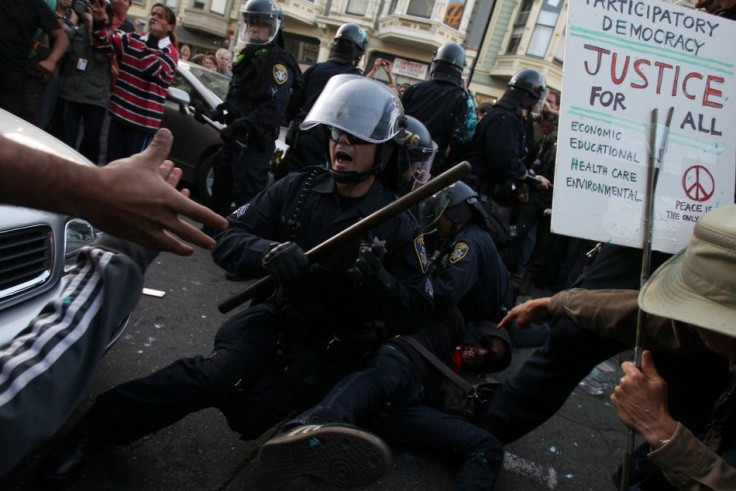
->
[[87, 303, 345, 443], [480, 244, 731, 445], [211, 137, 274, 217]]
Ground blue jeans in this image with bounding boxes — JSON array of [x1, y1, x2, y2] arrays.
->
[[290, 345, 504, 490]]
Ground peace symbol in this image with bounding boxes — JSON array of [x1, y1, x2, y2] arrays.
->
[[682, 165, 714, 203]]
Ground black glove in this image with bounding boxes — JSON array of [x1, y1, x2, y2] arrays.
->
[[220, 117, 247, 143], [261, 241, 310, 287], [347, 236, 387, 281], [194, 107, 224, 125]]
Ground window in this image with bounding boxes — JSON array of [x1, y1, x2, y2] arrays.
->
[[210, 0, 226, 15], [407, 0, 433, 18], [192, 0, 205, 10], [283, 35, 320, 66], [346, 0, 370, 15], [506, 0, 533, 54], [527, 0, 564, 58]]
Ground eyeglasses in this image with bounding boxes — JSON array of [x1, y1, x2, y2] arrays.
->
[[328, 127, 371, 145]]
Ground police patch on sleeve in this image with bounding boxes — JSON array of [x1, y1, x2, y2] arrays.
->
[[233, 203, 250, 218], [413, 234, 429, 274], [273, 64, 289, 85], [449, 242, 469, 264]]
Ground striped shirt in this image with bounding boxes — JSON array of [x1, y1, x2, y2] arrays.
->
[[92, 27, 178, 132]]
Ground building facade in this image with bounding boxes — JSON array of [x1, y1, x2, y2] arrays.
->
[[125, 0, 572, 102]]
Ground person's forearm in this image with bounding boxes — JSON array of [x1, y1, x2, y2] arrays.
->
[[46, 29, 70, 66], [649, 423, 736, 489], [0, 135, 103, 218]]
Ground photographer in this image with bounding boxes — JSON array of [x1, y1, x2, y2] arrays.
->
[[366, 57, 398, 95], [88, 0, 178, 162], [57, 0, 115, 164]]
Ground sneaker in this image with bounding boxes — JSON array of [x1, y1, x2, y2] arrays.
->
[[257, 424, 391, 488]]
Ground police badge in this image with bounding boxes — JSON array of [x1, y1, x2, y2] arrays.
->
[[273, 64, 289, 85]]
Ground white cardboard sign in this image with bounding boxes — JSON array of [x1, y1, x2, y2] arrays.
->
[[552, 0, 736, 254]]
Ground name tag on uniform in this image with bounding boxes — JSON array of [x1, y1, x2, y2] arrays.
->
[[76, 58, 88, 71]]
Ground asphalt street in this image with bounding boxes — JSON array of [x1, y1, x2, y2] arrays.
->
[[1, 235, 632, 490]]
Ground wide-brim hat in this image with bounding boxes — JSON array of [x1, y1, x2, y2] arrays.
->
[[639, 204, 736, 337]]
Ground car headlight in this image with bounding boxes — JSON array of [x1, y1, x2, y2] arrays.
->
[[64, 219, 102, 273]]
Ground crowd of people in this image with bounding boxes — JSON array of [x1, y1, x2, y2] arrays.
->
[[1, 0, 735, 489]]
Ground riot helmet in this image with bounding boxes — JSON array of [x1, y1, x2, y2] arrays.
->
[[330, 23, 367, 63], [392, 116, 437, 185], [507, 68, 547, 112], [418, 181, 479, 234], [301, 74, 405, 183], [238, 0, 282, 46], [430, 42, 466, 85]]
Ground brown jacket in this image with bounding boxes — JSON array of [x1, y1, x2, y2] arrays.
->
[[549, 288, 736, 490]]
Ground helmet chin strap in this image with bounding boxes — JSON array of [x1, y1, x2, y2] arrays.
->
[[329, 167, 377, 184]]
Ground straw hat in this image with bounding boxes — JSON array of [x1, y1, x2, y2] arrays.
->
[[639, 205, 736, 337]]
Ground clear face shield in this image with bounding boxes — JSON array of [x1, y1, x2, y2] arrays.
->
[[417, 189, 451, 235], [300, 74, 404, 143], [530, 88, 549, 119], [405, 140, 438, 185], [238, 12, 281, 46]]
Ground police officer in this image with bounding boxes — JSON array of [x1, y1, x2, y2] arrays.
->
[[196, 0, 302, 222], [41, 75, 433, 487], [401, 42, 476, 174], [275, 23, 367, 180], [464, 68, 549, 203], [256, 182, 516, 488], [382, 115, 437, 196]]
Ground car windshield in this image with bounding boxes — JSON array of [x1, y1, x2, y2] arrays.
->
[[187, 65, 230, 100]]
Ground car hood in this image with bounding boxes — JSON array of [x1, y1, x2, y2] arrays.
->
[[1, 110, 92, 168]]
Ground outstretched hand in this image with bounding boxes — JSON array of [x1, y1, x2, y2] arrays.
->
[[90, 129, 228, 255], [497, 297, 551, 330]]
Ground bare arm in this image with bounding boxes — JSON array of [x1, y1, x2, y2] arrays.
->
[[37, 27, 70, 76], [0, 128, 228, 255]]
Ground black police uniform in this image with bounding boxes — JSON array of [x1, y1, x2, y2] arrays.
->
[[464, 102, 527, 203], [210, 44, 302, 217], [277, 60, 362, 179], [431, 223, 514, 322], [83, 167, 433, 443], [401, 79, 476, 174]]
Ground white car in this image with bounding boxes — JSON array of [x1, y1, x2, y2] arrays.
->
[[0, 109, 114, 347]]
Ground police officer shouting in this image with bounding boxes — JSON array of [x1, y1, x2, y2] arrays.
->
[[275, 23, 367, 180], [196, 0, 302, 225], [401, 42, 476, 174], [41, 75, 433, 487]]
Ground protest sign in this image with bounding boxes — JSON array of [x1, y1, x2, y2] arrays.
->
[[552, 0, 736, 253]]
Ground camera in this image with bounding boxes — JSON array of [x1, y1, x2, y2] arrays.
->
[[72, 0, 87, 14], [381, 61, 388, 67]]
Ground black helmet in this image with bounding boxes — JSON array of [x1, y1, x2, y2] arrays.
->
[[418, 181, 479, 233], [430, 42, 466, 85], [335, 23, 367, 52], [301, 74, 405, 183], [508, 68, 547, 108], [238, 0, 282, 46], [392, 116, 437, 185], [329, 23, 368, 63]]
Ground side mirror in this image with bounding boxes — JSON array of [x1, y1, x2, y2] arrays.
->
[[168, 87, 191, 115]]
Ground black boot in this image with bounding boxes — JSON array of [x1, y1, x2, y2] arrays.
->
[[40, 418, 100, 488]]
